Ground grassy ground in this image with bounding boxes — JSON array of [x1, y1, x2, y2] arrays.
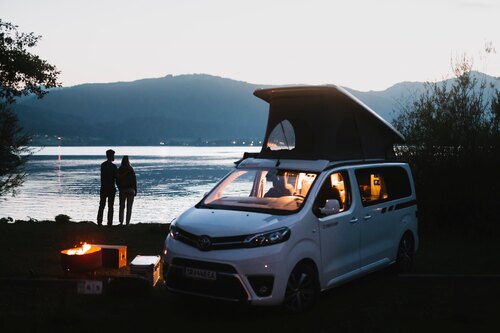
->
[[0, 221, 499, 332]]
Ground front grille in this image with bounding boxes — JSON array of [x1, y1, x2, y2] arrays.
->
[[166, 258, 248, 301], [175, 226, 249, 251]]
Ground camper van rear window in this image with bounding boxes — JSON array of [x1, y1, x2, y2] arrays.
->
[[200, 168, 318, 214], [355, 166, 412, 206]]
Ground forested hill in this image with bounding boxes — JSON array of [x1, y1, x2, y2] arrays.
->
[[13, 72, 499, 146]]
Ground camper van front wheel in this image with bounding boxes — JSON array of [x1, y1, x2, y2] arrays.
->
[[282, 262, 319, 312]]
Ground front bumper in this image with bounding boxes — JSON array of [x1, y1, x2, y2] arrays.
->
[[163, 237, 289, 306]]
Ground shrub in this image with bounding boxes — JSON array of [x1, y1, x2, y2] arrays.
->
[[393, 58, 500, 228], [0, 217, 13, 224], [55, 214, 71, 224]]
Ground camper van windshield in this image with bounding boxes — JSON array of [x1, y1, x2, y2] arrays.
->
[[199, 168, 318, 214]]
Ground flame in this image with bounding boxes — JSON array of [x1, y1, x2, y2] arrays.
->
[[66, 242, 92, 255]]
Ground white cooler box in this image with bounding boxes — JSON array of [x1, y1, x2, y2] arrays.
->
[[130, 255, 161, 287]]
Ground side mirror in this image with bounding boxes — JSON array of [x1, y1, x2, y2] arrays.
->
[[319, 199, 340, 216]]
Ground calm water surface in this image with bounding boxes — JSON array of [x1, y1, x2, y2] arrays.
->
[[0, 146, 259, 224]]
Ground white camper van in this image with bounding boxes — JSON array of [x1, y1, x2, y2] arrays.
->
[[163, 86, 418, 312]]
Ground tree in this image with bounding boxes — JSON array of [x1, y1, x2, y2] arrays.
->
[[393, 56, 500, 227], [0, 19, 60, 196]]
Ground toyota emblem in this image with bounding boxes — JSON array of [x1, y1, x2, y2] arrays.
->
[[198, 236, 212, 251]]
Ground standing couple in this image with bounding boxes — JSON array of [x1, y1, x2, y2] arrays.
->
[[97, 149, 137, 226]]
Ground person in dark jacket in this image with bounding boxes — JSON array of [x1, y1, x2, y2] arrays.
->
[[97, 149, 118, 226], [117, 155, 137, 225]]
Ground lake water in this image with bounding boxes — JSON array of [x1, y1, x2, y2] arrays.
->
[[0, 146, 259, 224]]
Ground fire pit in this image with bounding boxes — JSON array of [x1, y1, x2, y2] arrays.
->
[[60, 243, 102, 274]]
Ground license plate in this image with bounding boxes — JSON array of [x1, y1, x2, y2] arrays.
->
[[184, 267, 217, 281]]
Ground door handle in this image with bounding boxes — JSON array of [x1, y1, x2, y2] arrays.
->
[[364, 214, 372, 221], [349, 217, 358, 224]]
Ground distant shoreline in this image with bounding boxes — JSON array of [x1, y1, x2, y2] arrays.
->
[[31, 144, 261, 147], [29, 134, 264, 148]]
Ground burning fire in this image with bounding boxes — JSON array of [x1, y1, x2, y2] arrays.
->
[[66, 242, 92, 255]]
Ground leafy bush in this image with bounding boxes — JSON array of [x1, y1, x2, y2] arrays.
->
[[55, 214, 71, 224], [0, 217, 13, 224], [393, 58, 500, 228]]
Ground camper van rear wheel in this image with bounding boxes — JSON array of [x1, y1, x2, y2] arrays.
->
[[396, 233, 414, 273], [283, 262, 319, 312]]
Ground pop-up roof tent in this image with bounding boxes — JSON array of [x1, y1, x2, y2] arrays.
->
[[253, 86, 404, 161]]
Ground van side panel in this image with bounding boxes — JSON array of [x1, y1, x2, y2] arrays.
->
[[352, 164, 418, 268]]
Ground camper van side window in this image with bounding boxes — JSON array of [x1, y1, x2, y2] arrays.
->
[[313, 171, 351, 217], [355, 166, 412, 206]]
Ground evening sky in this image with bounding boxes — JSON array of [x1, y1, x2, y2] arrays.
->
[[1, 0, 499, 91]]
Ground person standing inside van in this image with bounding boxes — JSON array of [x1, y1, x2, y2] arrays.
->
[[97, 149, 118, 226], [117, 155, 137, 225]]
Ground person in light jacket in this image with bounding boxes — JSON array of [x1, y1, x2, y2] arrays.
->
[[117, 155, 137, 225]]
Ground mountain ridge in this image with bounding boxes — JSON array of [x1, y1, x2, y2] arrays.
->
[[14, 72, 499, 146]]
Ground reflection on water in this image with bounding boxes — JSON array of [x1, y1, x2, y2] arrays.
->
[[0, 146, 259, 224]]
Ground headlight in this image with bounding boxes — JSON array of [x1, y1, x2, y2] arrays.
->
[[244, 227, 291, 248], [169, 224, 180, 239]]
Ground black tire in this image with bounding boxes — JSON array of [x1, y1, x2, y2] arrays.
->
[[282, 263, 319, 312], [395, 233, 415, 273]]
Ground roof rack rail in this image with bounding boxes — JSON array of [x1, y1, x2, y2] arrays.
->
[[234, 152, 260, 165], [323, 158, 404, 171]]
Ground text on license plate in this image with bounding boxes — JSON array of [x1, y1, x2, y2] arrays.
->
[[184, 267, 217, 281]]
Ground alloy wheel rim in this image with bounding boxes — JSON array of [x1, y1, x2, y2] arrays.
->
[[284, 270, 315, 311]]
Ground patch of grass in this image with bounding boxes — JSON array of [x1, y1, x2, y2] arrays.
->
[[0, 221, 499, 332]]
